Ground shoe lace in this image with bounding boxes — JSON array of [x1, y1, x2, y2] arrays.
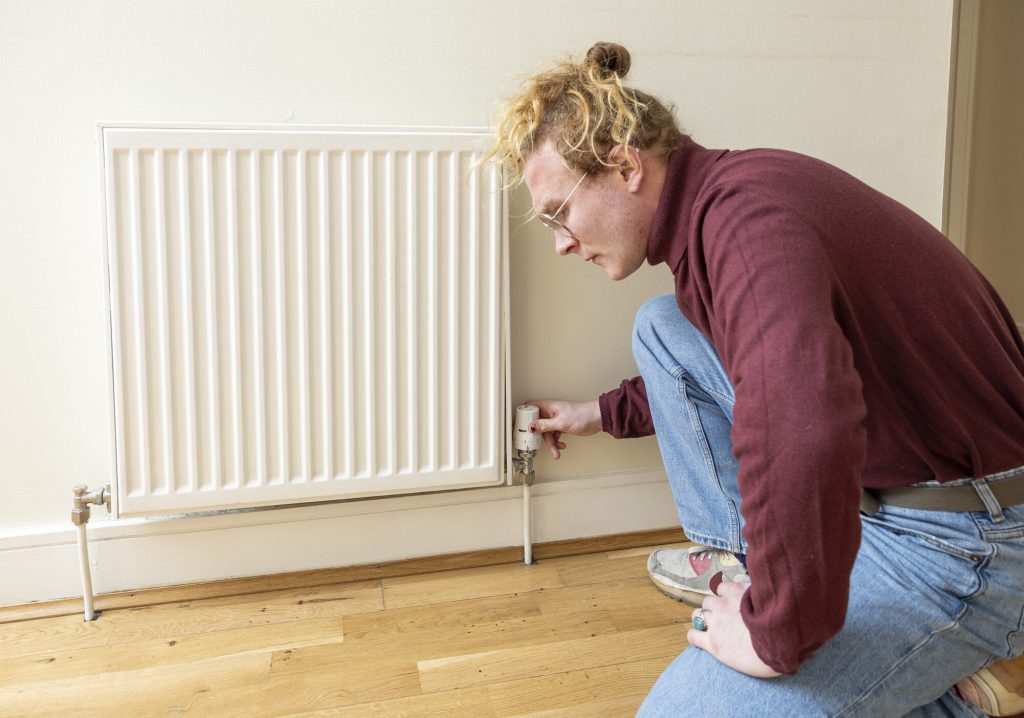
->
[[692, 548, 750, 581], [693, 547, 731, 561]]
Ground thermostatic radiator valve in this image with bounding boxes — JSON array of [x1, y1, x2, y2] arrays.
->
[[512, 404, 541, 484]]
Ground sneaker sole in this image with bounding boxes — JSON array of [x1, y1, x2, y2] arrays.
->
[[648, 573, 709, 608]]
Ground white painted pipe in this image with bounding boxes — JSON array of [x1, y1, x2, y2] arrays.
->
[[523, 482, 532, 565], [76, 523, 97, 621]]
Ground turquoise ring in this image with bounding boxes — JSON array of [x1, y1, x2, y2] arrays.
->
[[693, 608, 710, 632]]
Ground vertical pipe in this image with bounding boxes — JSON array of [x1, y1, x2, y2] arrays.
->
[[77, 524, 97, 621], [523, 483, 532, 565]]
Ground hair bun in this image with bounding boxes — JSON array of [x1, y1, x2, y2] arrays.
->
[[585, 42, 631, 79]]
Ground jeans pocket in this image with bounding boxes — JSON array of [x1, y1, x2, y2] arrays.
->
[[861, 511, 987, 604]]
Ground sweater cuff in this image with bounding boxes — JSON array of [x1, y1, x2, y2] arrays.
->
[[598, 391, 615, 436], [742, 593, 813, 675]]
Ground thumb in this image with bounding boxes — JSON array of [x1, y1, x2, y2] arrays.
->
[[530, 418, 558, 434]]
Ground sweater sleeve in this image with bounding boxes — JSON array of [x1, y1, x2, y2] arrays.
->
[[703, 192, 868, 674], [598, 376, 656, 438]]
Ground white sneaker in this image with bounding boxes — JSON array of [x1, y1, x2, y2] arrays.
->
[[647, 545, 749, 607]]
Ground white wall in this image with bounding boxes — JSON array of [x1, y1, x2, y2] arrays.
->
[[0, 0, 954, 604]]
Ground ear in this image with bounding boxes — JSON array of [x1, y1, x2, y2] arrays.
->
[[606, 144, 645, 192]]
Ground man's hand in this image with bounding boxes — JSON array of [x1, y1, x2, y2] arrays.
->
[[522, 399, 602, 459], [686, 582, 781, 678]]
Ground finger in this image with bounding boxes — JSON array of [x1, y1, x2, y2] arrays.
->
[[686, 628, 709, 651], [717, 581, 749, 599], [543, 431, 561, 459], [529, 418, 555, 434], [701, 595, 721, 613]]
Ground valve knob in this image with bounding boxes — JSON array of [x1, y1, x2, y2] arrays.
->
[[514, 404, 543, 452]]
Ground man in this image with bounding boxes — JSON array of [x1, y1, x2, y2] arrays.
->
[[487, 42, 1024, 716]]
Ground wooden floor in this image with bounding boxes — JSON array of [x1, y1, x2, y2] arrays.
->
[[0, 541, 696, 717]]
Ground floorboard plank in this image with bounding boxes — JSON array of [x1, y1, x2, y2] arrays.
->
[[382, 562, 564, 610], [486, 658, 672, 718], [274, 685, 495, 717], [271, 608, 619, 679], [341, 591, 542, 642], [0, 652, 271, 717], [104, 580, 380, 644], [0, 616, 343, 685], [418, 625, 686, 693], [0, 541, 691, 717]]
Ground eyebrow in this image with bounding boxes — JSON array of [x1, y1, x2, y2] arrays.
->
[[528, 198, 555, 222]]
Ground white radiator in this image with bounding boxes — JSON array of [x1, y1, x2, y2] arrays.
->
[[98, 124, 507, 518]]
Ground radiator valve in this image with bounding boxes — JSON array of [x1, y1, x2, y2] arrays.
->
[[512, 404, 542, 486], [72, 484, 111, 525]]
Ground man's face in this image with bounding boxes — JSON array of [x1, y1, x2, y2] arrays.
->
[[523, 141, 650, 281]]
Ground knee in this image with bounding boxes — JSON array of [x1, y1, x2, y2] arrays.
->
[[637, 648, 760, 717], [632, 295, 680, 350], [632, 294, 688, 372]]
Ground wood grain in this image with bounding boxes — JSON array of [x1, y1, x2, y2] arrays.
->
[[0, 539, 691, 716]]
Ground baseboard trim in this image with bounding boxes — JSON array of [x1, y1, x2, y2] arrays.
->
[[0, 526, 686, 624], [0, 469, 680, 613]]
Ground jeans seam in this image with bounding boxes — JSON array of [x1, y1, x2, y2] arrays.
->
[[833, 615, 965, 717], [680, 531, 739, 553], [680, 377, 742, 548]]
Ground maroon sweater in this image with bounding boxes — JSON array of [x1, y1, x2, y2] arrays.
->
[[599, 136, 1024, 674]]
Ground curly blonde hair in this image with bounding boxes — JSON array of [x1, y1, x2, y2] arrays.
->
[[485, 42, 682, 187]]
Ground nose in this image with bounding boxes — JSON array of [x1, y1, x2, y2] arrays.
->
[[554, 231, 579, 257]]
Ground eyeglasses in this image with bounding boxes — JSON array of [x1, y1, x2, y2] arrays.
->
[[536, 170, 589, 236]]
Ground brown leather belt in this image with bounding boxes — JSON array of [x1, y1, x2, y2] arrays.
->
[[860, 470, 1024, 517]]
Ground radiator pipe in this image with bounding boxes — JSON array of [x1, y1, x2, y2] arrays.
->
[[76, 523, 96, 621], [523, 481, 532, 565], [71, 484, 111, 621], [513, 404, 541, 565]]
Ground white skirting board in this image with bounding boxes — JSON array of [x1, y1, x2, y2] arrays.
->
[[0, 470, 677, 607]]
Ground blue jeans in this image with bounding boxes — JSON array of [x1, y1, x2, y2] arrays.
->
[[632, 295, 1024, 718]]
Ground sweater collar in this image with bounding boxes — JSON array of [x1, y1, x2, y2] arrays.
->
[[646, 135, 729, 269]]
